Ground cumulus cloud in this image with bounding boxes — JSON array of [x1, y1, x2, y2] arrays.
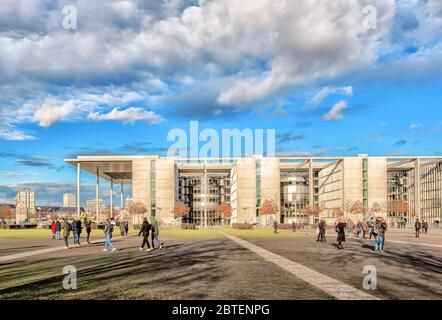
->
[[0, 0, 441, 138], [34, 99, 76, 127], [322, 100, 348, 121], [309, 86, 353, 105], [87, 107, 164, 124]]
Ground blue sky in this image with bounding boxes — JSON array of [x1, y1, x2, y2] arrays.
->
[[1, 0, 442, 205]]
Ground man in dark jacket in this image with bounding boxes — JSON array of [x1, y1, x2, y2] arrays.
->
[[55, 219, 61, 240], [415, 219, 421, 238], [138, 218, 152, 251], [83, 218, 92, 244], [72, 217, 82, 245]]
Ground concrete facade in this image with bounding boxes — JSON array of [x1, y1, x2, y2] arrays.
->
[[14, 188, 35, 224], [66, 155, 442, 225]]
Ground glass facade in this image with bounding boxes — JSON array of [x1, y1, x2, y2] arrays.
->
[[178, 171, 231, 225]]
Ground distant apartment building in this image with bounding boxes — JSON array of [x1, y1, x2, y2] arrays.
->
[[86, 199, 106, 214], [66, 154, 442, 226], [63, 193, 76, 207], [14, 188, 35, 223]]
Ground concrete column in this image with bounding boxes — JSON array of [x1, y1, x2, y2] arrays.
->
[[96, 168, 99, 223], [110, 178, 113, 218], [414, 158, 421, 219], [77, 162, 81, 216], [120, 182, 124, 210], [308, 159, 314, 208], [204, 160, 208, 227]]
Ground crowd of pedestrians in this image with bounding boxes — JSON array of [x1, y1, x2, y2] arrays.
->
[[50, 216, 164, 253]]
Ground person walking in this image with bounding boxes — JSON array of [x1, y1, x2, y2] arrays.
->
[[273, 220, 278, 234], [103, 218, 116, 252], [355, 220, 362, 238], [55, 218, 61, 240], [317, 219, 326, 242], [374, 217, 387, 252], [415, 219, 421, 238], [72, 217, 82, 246], [368, 217, 375, 239], [125, 221, 129, 236], [119, 220, 126, 237], [84, 218, 92, 244], [51, 220, 56, 239], [423, 221, 428, 234], [291, 221, 296, 232], [138, 218, 153, 251], [60, 218, 71, 249], [151, 216, 164, 249], [335, 219, 346, 249]]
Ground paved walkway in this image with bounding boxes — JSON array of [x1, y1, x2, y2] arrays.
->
[[221, 231, 378, 300], [0, 236, 122, 263], [306, 230, 442, 248]]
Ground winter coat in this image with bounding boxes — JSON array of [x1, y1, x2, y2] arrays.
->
[[73, 220, 82, 234], [336, 222, 346, 242], [151, 218, 159, 235], [83, 220, 91, 232], [55, 220, 61, 232], [51, 222, 56, 233], [104, 221, 113, 236], [61, 220, 71, 237], [138, 221, 152, 236]]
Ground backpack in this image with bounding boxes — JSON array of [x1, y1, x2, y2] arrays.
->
[[335, 225, 340, 232]]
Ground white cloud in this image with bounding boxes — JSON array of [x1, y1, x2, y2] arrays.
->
[[33, 99, 76, 127], [309, 86, 353, 105], [0, 127, 35, 140], [409, 123, 422, 129], [87, 107, 164, 124], [0, 0, 441, 138], [322, 100, 348, 121]]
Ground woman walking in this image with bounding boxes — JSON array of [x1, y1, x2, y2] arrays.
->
[[138, 218, 153, 251], [336, 218, 347, 249]]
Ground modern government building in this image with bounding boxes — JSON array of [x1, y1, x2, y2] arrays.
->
[[65, 154, 442, 226]]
